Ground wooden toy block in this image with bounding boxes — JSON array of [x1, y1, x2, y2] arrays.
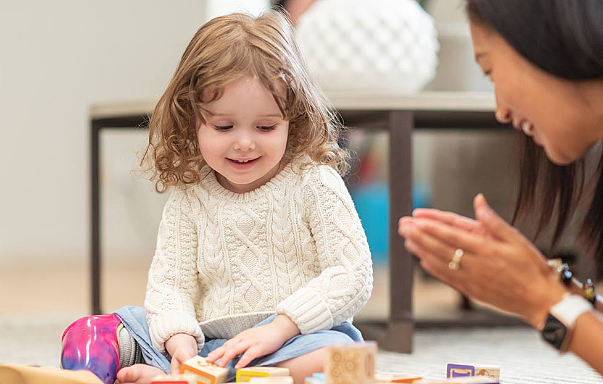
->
[[325, 341, 377, 384], [236, 367, 290, 382], [304, 375, 326, 384], [0, 364, 103, 384], [413, 378, 498, 384], [249, 376, 294, 384], [180, 356, 229, 384], [151, 373, 201, 384], [375, 373, 423, 383], [446, 364, 500, 381]]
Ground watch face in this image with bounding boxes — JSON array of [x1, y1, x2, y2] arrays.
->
[[541, 314, 567, 350]]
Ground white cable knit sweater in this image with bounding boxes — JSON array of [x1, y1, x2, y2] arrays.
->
[[145, 159, 373, 353]]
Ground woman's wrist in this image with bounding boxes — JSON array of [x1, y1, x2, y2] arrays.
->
[[527, 275, 569, 329]]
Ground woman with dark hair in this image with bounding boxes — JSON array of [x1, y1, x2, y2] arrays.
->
[[399, 0, 603, 375], [273, 0, 316, 25]]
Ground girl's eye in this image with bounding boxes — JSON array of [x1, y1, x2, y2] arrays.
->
[[258, 125, 276, 131], [214, 125, 233, 131]]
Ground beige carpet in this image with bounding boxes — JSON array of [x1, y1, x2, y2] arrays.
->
[[0, 315, 601, 384]]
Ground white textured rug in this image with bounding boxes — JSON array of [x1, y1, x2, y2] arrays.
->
[[1, 316, 601, 384]]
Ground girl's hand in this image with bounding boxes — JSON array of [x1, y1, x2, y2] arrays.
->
[[206, 314, 300, 369], [165, 333, 199, 374], [398, 194, 568, 328]]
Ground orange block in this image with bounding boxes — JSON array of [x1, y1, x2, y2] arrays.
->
[[180, 356, 229, 384], [151, 373, 200, 384]]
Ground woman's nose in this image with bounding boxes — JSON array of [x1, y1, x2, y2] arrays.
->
[[494, 92, 512, 124]]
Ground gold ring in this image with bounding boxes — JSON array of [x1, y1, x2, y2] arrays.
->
[[448, 248, 464, 270]]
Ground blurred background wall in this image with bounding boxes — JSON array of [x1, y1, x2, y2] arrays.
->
[[0, 0, 209, 314], [0, 0, 518, 317], [0, 1, 206, 266]]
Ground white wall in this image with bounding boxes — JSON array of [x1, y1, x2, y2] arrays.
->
[[0, 1, 207, 267]]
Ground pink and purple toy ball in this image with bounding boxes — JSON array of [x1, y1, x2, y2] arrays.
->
[[61, 314, 122, 384]]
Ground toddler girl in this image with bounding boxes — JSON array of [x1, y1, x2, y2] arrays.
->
[[61, 11, 373, 384]]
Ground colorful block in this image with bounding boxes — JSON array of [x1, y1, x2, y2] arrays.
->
[[180, 356, 229, 384], [249, 376, 294, 384], [236, 367, 290, 382], [413, 378, 498, 384], [325, 341, 377, 384], [375, 373, 423, 383], [446, 364, 499, 381], [151, 373, 201, 384], [304, 377, 323, 384]]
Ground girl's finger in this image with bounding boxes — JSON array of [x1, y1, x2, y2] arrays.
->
[[235, 345, 262, 369], [170, 359, 181, 375], [206, 344, 227, 363], [217, 341, 249, 367]]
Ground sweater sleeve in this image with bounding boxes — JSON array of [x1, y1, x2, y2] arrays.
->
[[276, 166, 373, 334], [144, 187, 204, 353]]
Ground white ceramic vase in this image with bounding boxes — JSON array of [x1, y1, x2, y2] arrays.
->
[[296, 0, 439, 97], [204, 0, 271, 21]]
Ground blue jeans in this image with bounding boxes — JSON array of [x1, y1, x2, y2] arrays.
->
[[115, 306, 363, 381]]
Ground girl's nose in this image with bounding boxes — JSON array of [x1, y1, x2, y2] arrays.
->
[[233, 133, 256, 151]]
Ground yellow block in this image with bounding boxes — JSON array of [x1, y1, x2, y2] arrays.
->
[[236, 367, 290, 382]]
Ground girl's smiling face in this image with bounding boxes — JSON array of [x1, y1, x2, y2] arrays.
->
[[470, 21, 601, 165], [197, 76, 289, 193]]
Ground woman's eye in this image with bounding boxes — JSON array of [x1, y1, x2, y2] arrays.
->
[[258, 125, 276, 131], [214, 125, 233, 131]]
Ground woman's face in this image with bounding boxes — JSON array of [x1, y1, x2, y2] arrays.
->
[[470, 21, 600, 165]]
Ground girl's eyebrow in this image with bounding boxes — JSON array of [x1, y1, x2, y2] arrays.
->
[[258, 113, 283, 118], [206, 112, 283, 118]]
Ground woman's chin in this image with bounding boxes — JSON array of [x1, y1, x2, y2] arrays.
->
[[543, 146, 576, 166]]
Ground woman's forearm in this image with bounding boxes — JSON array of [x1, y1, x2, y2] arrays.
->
[[569, 311, 603, 375]]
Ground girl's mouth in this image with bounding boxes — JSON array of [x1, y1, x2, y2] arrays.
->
[[227, 157, 260, 170]]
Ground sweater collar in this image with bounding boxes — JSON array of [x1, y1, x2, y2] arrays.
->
[[198, 158, 301, 203]]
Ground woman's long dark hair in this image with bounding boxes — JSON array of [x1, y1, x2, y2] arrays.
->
[[465, 0, 603, 277]]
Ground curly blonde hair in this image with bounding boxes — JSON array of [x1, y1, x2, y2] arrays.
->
[[143, 11, 349, 193]]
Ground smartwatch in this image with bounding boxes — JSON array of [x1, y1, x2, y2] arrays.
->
[[541, 294, 592, 352]]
